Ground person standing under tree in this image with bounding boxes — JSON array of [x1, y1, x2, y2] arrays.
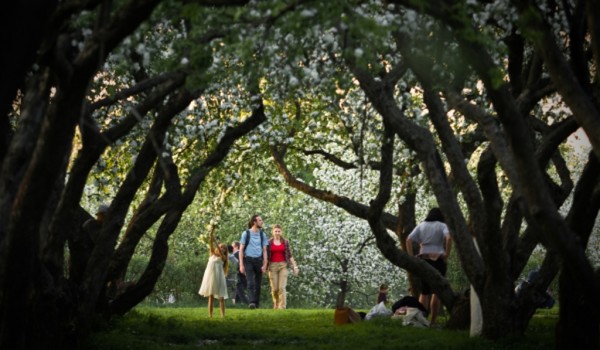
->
[[239, 214, 269, 309], [267, 224, 299, 309], [406, 207, 452, 325], [231, 241, 248, 304], [226, 244, 237, 300], [198, 229, 229, 318]]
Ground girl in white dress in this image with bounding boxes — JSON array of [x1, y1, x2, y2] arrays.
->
[[198, 232, 229, 318]]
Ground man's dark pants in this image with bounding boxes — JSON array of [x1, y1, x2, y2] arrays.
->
[[244, 256, 263, 307]]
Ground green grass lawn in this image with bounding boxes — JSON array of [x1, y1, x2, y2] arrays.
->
[[87, 305, 557, 349]]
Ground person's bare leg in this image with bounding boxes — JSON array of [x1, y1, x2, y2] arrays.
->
[[219, 297, 225, 318], [430, 294, 441, 325], [208, 295, 214, 318], [419, 294, 430, 312]]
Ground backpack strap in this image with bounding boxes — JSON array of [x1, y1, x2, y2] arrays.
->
[[243, 229, 266, 254], [243, 229, 250, 252]]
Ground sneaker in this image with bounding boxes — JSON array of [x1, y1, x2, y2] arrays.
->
[[249, 303, 256, 309]]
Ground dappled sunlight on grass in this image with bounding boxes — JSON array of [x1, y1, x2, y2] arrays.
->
[[88, 306, 558, 349]]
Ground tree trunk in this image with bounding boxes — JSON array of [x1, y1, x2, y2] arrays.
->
[[556, 152, 600, 347], [480, 275, 518, 339], [336, 279, 349, 308], [556, 270, 599, 350]]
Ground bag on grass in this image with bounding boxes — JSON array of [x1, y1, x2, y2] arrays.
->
[[334, 307, 362, 324], [365, 301, 392, 320]]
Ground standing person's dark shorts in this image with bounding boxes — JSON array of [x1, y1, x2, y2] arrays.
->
[[420, 258, 447, 295]]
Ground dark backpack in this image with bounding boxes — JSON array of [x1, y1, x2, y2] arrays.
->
[[243, 229, 266, 253]]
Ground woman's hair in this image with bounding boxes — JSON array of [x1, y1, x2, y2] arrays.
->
[[247, 214, 260, 229], [379, 283, 388, 291], [216, 243, 229, 275], [271, 224, 285, 240], [424, 207, 445, 223]]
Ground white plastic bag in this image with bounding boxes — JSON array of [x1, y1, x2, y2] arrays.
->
[[365, 301, 392, 320]]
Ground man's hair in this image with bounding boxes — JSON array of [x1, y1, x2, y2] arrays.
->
[[247, 214, 261, 229], [232, 241, 240, 249]]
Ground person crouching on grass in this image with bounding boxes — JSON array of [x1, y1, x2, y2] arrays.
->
[[198, 230, 229, 318]]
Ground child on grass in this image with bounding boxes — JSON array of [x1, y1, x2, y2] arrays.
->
[[377, 283, 389, 306], [198, 231, 229, 318]]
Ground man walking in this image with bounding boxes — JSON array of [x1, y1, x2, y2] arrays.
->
[[239, 214, 268, 309], [231, 241, 248, 304]]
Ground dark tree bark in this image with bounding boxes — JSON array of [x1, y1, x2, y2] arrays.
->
[[1, 0, 599, 348], [556, 153, 600, 349], [366, 1, 600, 344], [0, 1, 258, 348], [0, 1, 59, 159]]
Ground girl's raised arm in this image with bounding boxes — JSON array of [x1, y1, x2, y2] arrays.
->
[[208, 226, 216, 256]]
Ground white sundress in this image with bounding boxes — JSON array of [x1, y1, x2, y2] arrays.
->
[[198, 255, 229, 299]]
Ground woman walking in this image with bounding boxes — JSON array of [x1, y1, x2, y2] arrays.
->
[[267, 224, 298, 309]]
